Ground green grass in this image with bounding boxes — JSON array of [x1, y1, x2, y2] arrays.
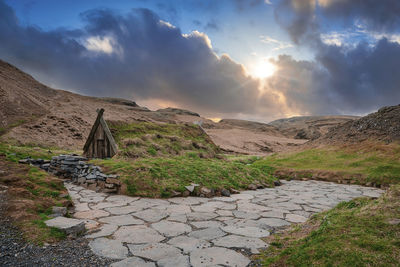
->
[[253, 145, 400, 185], [92, 155, 276, 197], [107, 121, 219, 158], [260, 185, 400, 266], [0, 142, 75, 162]]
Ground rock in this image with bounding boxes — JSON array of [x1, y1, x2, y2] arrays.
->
[[45, 217, 85, 236], [157, 255, 190, 267], [188, 227, 226, 240], [221, 188, 231, 197], [89, 238, 128, 259], [104, 183, 115, 189], [50, 206, 67, 217], [190, 221, 223, 229], [86, 224, 118, 238], [285, 213, 308, 223], [185, 185, 195, 192], [74, 210, 109, 219], [186, 212, 218, 221], [230, 188, 240, 194], [182, 190, 190, 197], [133, 209, 168, 223], [221, 226, 270, 238], [99, 215, 144, 226], [199, 187, 212, 197], [212, 234, 269, 253], [127, 243, 182, 262], [167, 236, 211, 253], [111, 257, 155, 267], [248, 184, 257, 190], [151, 220, 192, 237], [112, 225, 165, 244], [190, 247, 250, 267]]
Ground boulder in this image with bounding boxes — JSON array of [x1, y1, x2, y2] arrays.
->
[[45, 217, 85, 236]]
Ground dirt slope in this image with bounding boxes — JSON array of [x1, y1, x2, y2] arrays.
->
[[269, 115, 358, 140], [316, 105, 400, 145]]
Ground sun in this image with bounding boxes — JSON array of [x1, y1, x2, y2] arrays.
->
[[250, 59, 276, 79]]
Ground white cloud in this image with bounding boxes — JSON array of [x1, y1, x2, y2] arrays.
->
[[321, 32, 346, 46], [85, 36, 115, 54], [259, 35, 293, 50]]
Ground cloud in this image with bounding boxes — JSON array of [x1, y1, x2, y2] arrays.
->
[[271, 0, 400, 115], [260, 35, 293, 50], [0, 1, 263, 118]]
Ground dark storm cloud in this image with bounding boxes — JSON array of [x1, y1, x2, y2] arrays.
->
[[320, 0, 400, 33], [0, 1, 260, 116], [266, 40, 400, 115], [271, 0, 400, 115]]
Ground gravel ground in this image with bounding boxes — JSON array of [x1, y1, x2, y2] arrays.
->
[[0, 192, 116, 267]]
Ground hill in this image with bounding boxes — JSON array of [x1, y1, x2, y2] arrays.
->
[[317, 105, 400, 145], [0, 59, 303, 154], [269, 115, 358, 140]]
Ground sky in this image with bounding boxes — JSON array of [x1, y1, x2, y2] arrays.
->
[[1, 0, 400, 122]]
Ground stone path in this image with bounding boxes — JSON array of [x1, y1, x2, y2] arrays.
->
[[65, 180, 384, 267]]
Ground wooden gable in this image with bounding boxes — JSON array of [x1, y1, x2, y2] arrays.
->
[[83, 108, 118, 158]]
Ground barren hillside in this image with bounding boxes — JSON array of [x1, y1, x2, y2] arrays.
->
[[269, 115, 359, 140], [315, 105, 400, 145]]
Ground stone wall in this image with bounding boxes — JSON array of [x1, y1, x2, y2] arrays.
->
[[19, 154, 121, 193]]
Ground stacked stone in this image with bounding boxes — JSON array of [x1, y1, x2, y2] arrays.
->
[[19, 154, 121, 193]]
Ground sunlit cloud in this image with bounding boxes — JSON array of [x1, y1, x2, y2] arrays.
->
[[259, 35, 293, 51], [85, 36, 116, 54]]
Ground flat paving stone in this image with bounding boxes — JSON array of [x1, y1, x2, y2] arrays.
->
[[151, 220, 192, 237], [167, 213, 187, 223], [233, 210, 261, 220], [74, 202, 90, 212], [157, 255, 190, 267], [89, 238, 128, 259], [74, 210, 110, 219], [86, 223, 118, 238], [105, 205, 144, 215], [133, 209, 168, 222], [212, 234, 269, 253], [190, 247, 250, 267], [66, 181, 384, 264], [99, 215, 144, 226], [127, 243, 182, 262], [165, 204, 191, 214], [45, 217, 85, 235], [285, 213, 308, 223], [188, 227, 227, 240], [260, 210, 285, 219], [221, 226, 270, 238], [167, 236, 211, 253], [257, 218, 291, 228], [113, 225, 165, 243], [190, 220, 223, 229], [186, 212, 218, 221], [111, 257, 156, 267]]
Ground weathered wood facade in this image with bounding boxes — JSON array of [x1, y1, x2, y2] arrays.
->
[[83, 109, 118, 158]]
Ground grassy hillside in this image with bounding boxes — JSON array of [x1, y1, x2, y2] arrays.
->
[[0, 151, 71, 245], [260, 185, 400, 266], [253, 143, 400, 186]]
